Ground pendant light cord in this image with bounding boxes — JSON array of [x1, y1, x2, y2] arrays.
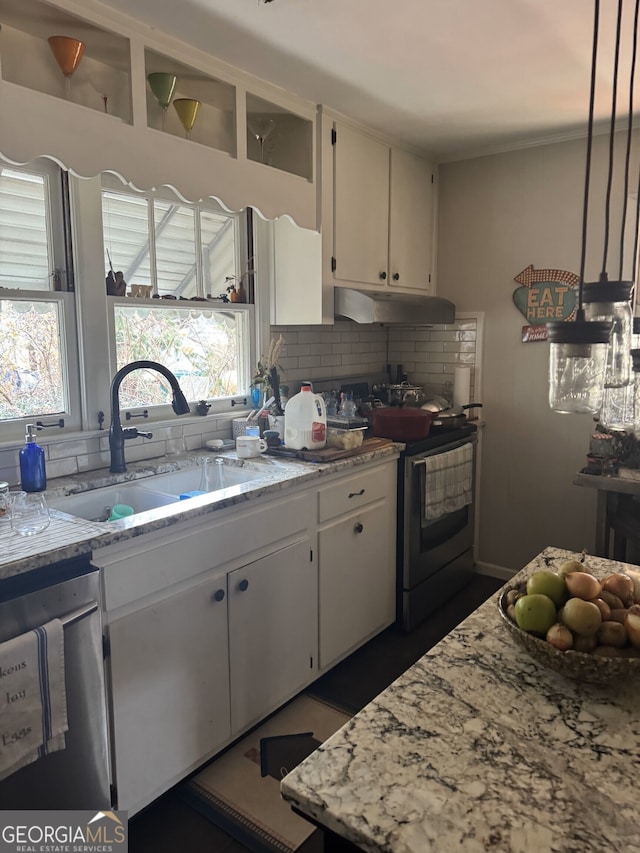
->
[[601, 0, 624, 281], [619, 0, 640, 281], [578, 0, 600, 318]]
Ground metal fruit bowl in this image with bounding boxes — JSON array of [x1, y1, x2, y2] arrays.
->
[[497, 588, 640, 685]]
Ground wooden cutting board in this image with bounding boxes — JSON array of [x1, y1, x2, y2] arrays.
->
[[267, 437, 394, 462]]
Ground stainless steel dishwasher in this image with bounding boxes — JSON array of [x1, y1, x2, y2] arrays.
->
[[0, 554, 111, 808]]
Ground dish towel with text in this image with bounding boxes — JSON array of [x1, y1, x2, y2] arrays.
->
[[0, 619, 68, 780], [422, 442, 473, 524]]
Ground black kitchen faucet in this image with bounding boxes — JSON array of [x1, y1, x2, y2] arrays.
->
[[109, 360, 190, 473]]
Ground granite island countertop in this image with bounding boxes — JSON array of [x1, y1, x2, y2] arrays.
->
[[281, 547, 640, 853], [0, 443, 401, 581]]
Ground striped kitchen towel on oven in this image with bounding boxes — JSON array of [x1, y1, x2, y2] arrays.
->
[[421, 442, 473, 524]]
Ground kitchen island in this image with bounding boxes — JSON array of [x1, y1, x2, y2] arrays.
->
[[281, 546, 640, 853]]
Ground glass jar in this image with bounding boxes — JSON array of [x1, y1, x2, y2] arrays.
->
[[632, 350, 640, 434], [547, 321, 611, 414], [583, 280, 633, 387], [0, 481, 9, 519], [600, 379, 636, 431]]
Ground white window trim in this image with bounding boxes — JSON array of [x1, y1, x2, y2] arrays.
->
[[0, 157, 82, 441]]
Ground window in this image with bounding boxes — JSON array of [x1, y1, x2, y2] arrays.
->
[[101, 177, 250, 410], [0, 160, 79, 430], [0, 159, 253, 440]]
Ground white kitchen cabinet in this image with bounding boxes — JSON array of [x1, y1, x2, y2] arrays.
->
[[98, 490, 315, 814], [95, 456, 398, 814], [228, 538, 316, 733], [107, 570, 230, 814], [330, 118, 435, 294], [317, 462, 397, 670]]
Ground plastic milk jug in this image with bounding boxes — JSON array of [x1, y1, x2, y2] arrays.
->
[[284, 382, 327, 450]]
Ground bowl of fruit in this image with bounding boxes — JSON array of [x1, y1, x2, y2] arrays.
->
[[498, 558, 640, 684]]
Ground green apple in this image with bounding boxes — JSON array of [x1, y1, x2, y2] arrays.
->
[[526, 571, 567, 607], [514, 594, 557, 636]]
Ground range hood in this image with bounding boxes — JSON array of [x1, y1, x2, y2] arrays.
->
[[334, 288, 456, 325]]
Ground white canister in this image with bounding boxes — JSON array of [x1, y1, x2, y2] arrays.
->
[[284, 382, 327, 450]]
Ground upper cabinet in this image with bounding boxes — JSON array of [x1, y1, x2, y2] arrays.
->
[[0, 0, 318, 229], [323, 114, 437, 295]]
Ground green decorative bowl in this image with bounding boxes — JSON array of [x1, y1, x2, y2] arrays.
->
[[497, 587, 640, 685]]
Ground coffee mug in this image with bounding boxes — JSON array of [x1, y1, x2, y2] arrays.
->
[[236, 435, 268, 458]]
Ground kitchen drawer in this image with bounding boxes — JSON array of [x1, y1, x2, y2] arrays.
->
[[98, 492, 314, 611], [317, 463, 393, 524]]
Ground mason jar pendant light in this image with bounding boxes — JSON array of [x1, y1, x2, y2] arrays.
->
[[547, 0, 615, 414], [548, 0, 640, 411]]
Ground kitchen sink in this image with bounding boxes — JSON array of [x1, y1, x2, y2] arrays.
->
[[50, 461, 267, 522], [51, 485, 179, 522], [142, 463, 265, 497]]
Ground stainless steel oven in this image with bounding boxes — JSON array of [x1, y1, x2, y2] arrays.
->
[[397, 426, 478, 632]]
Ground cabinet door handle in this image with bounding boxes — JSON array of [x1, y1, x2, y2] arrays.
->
[[392, 272, 400, 281], [348, 489, 365, 498], [354, 522, 364, 534], [213, 589, 225, 602], [379, 271, 387, 280], [238, 579, 249, 592]]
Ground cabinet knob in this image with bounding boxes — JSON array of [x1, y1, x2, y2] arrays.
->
[[213, 589, 225, 602], [379, 271, 387, 281], [354, 522, 364, 534], [238, 579, 249, 592], [392, 272, 400, 281]]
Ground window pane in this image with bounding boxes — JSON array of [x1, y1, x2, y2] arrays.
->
[[201, 210, 237, 298], [102, 190, 152, 288], [114, 304, 245, 406], [0, 169, 50, 290], [0, 300, 65, 419], [154, 200, 197, 298]]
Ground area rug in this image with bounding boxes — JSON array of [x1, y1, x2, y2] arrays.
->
[[180, 693, 352, 853]]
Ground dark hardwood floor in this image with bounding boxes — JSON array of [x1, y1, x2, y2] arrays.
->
[[128, 573, 503, 853]]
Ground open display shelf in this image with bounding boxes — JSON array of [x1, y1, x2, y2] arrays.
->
[[0, 0, 131, 122], [144, 48, 236, 155], [246, 93, 313, 180]]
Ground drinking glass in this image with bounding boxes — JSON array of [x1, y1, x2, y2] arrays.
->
[[247, 117, 275, 164], [10, 492, 50, 536], [48, 36, 85, 100], [173, 98, 201, 139], [147, 72, 177, 130]]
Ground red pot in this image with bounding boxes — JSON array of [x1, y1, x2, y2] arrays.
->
[[370, 407, 432, 442]]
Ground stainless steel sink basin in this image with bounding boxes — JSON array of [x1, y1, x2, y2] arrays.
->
[[51, 485, 178, 522]]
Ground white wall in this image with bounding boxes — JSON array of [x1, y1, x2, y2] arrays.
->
[[437, 132, 639, 573]]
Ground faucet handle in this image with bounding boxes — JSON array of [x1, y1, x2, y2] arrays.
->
[[135, 430, 153, 440]]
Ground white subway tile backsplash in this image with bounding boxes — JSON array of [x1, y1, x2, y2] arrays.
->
[[47, 457, 80, 480]]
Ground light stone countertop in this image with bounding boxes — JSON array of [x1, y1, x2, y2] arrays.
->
[[281, 546, 640, 853], [0, 444, 401, 582]]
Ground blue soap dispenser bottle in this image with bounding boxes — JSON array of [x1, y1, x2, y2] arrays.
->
[[19, 424, 47, 492]]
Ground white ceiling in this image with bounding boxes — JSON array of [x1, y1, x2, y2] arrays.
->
[[98, 0, 635, 160]]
